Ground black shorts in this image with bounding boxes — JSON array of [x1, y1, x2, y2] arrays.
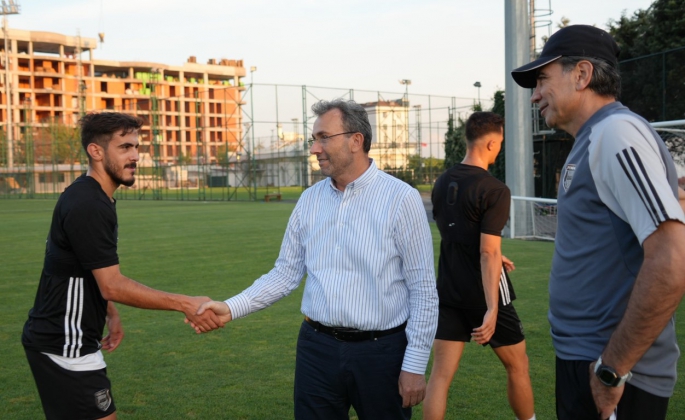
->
[[24, 348, 116, 420], [555, 357, 669, 420], [435, 303, 524, 348]]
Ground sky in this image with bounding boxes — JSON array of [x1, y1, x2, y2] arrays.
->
[[11, 0, 655, 102]]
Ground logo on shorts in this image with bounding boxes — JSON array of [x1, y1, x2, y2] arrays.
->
[[94, 389, 112, 412], [563, 164, 576, 192]]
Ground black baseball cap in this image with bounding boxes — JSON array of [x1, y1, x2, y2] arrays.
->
[[511, 25, 620, 88]]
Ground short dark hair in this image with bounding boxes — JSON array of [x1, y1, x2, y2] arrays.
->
[[559, 56, 621, 99], [311, 99, 373, 153], [465, 112, 504, 143], [79, 112, 143, 161]]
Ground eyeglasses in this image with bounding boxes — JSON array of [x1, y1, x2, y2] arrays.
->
[[307, 131, 357, 147]]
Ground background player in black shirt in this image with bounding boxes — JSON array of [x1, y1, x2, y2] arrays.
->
[[423, 112, 535, 420], [22, 112, 223, 420]]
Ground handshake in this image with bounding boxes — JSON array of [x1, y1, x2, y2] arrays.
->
[[182, 298, 232, 333]]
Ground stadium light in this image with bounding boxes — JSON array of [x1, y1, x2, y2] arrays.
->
[[474, 81, 482, 105], [2, 0, 19, 169]]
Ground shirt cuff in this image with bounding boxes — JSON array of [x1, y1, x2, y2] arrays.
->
[[401, 346, 431, 374], [224, 294, 251, 320]]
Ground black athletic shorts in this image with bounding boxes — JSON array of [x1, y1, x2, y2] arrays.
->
[[555, 357, 669, 420], [24, 348, 116, 420], [435, 303, 524, 348]]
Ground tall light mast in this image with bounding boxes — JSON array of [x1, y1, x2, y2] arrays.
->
[[2, 0, 19, 169]]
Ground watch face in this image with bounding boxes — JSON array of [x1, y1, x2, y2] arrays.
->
[[597, 366, 619, 386]]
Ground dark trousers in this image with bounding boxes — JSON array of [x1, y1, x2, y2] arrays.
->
[[294, 320, 411, 420], [556, 357, 669, 420]]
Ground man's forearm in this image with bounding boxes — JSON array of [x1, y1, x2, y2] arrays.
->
[[107, 301, 119, 317], [602, 221, 685, 374], [94, 266, 196, 314], [403, 275, 439, 374], [106, 301, 120, 318], [480, 250, 501, 311]]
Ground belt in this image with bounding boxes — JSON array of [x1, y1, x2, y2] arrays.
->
[[304, 316, 407, 342]]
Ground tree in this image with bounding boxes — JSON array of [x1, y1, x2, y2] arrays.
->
[[37, 120, 82, 164], [489, 90, 506, 183], [407, 154, 444, 184], [609, 0, 685, 121], [443, 112, 466, 170], [177, 152, 192, 165], [443, 90, 505, 183], [216, 142, 238, 165]]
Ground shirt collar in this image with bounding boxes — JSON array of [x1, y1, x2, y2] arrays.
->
[[576, 101, 626, 139], [327, 159, 378, 192]]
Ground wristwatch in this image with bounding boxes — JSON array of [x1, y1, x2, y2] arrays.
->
[[594, 356, 632, 387]]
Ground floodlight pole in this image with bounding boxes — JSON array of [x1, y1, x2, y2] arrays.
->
[[473, 81, 482, 107], [505, 0, 534, 236], [399, 79, 411, 170], [249, 66, 257, 199], [2, 0, 19, 170]]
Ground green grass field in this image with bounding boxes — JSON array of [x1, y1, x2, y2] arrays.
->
[[7, 185, 307, 202], [113, 186, 307, 202], [1, 199, 684, 419]]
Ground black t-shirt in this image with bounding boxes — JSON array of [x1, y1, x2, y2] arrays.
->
[[22, 175, 119, 357], [431, 164, 515, 308]]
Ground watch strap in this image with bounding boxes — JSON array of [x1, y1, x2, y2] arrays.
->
[[595, 356, 632, 387]]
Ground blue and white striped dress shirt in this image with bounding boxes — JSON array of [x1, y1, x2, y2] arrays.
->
[[225, 160, 439, 374]]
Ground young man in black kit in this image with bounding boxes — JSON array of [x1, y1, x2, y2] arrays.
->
[[423, 112, 535, 420], [21, 112, 223, 420]]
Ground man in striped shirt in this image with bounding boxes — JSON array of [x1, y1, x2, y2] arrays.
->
[[22, 112, 222, 420], [196, 99, 439, 419], [512, 25, 685, 420], [423, 112, 535, 420]]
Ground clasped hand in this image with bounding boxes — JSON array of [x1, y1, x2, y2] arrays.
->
[[184, 299, 233, 333]]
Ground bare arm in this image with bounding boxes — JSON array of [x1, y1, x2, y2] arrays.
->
[[591, 220, 685, 418], [92, 264, 223, 332], [472, 232, 502, 344], [101, 301, 124, 352]]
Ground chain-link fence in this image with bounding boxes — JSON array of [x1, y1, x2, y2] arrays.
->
[[0, 82, 483, 200], [619, 46, 685, 123]]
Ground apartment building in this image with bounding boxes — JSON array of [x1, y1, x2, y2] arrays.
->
[[362, 99, 415, 170], [1, 29, 246, 168]]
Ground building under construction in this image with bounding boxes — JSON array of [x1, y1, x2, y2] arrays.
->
[[0, 29, 247, 195]]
